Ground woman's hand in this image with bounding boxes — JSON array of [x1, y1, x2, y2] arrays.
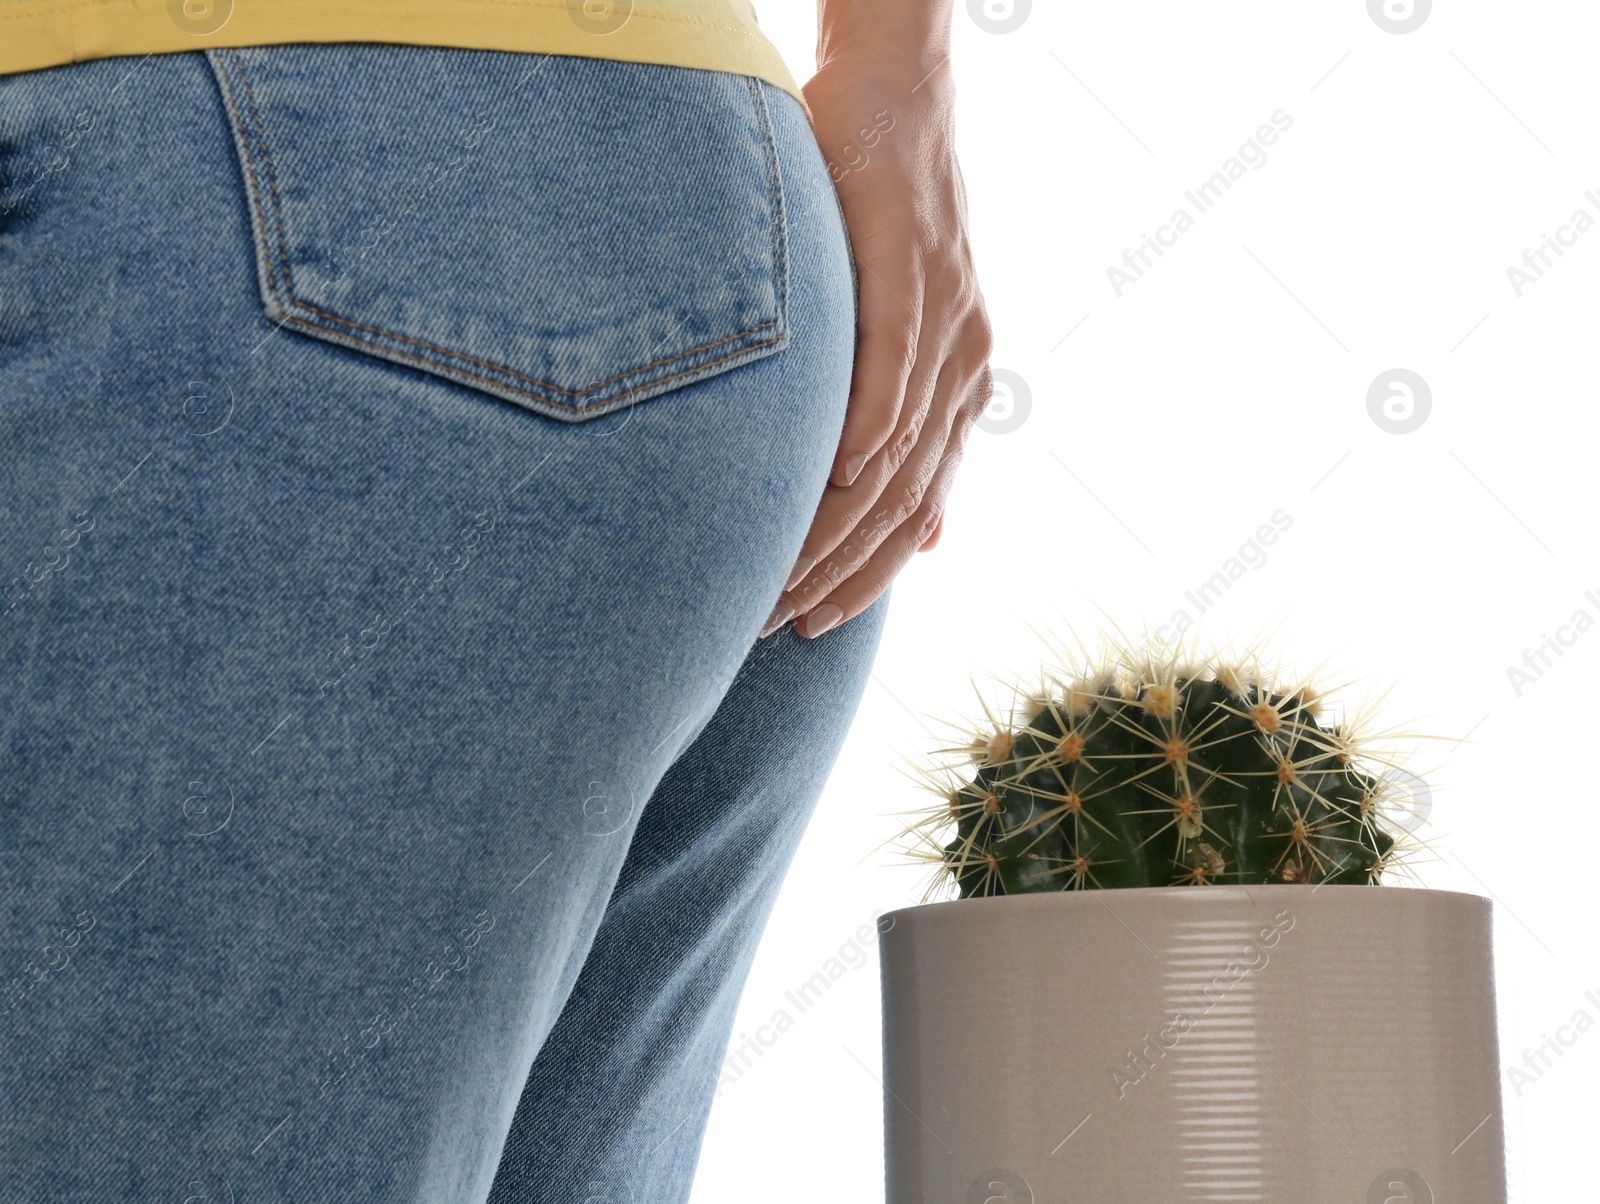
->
[[760, 24, 992, 640]]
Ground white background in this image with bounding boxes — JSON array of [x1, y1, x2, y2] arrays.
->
[[692, 2, 1598, 1201]]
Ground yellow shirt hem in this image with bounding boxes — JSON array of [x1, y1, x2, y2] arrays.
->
[[0, 0, 809, 117]]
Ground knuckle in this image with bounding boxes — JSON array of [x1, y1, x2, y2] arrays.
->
[[952, 268, 983, 314], [888, 419, 921, 471], [861, 504, 896, 546], [963, 306, 994, 362], [971, 324, 995, 367], [896, 475, 931, 526]]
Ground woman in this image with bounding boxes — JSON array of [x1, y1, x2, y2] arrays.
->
[[0, 0, 991, 1197]]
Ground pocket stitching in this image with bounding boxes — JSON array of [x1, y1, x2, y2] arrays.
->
[[213, 49, 790, 414], [210, 51, 293, 310], [747, 74, 791, 359]]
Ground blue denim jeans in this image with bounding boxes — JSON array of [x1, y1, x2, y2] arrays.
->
[[0, 45, 886, 1201]]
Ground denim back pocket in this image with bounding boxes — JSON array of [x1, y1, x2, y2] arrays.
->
[[205, 46, 790, 423]]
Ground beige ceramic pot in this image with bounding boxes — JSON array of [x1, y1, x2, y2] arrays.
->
[[878, 885, 1505, 1203]]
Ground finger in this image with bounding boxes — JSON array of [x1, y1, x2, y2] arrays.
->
[[917, 509, 945, 552], [784, 286, 952, 588], [829, 254, 923, 487], [783, 347, 984, 618], [794, 444, 968, 639], [785, 402, 952, 617]]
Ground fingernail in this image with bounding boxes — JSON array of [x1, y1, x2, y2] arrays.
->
[[838, 453, 868, 487], [801, 602, 843, 638], [760, 600, 795, 638], [784, 556, 815, 591]]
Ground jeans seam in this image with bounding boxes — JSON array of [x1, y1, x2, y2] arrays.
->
[[831, 179, 858, 313], [745, 75, 790, 347]]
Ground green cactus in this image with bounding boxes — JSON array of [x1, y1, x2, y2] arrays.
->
[[903, 641, 1421, 896]]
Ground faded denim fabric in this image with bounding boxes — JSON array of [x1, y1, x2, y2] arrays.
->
[[0, 45, 885, 1202]]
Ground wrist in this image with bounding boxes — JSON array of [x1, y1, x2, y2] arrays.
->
[[815, 0, 954, 84], [812, 49, 953, 97]]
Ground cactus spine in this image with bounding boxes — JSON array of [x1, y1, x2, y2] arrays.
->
[[906, 642, 1419, 896]]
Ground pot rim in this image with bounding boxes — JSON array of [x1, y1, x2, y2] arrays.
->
[[879, 883, 1492, 929]]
